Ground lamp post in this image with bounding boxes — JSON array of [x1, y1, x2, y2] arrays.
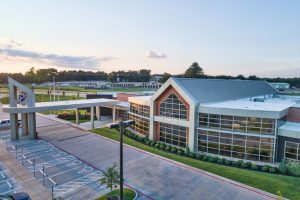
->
[[48, 72, 59, 114], [106, 120, 135, 200]]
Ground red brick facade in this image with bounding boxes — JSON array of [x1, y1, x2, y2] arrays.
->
[[116, 93, 141, 102], [287, 107, 300, 123]]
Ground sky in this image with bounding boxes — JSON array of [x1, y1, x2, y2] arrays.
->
[[0, 0, 300, 77]]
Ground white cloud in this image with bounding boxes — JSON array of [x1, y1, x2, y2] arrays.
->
[[145, 50, 167, 59], [0, 39, 115, 70]]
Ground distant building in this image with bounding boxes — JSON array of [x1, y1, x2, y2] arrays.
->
[[40, 80, 161, 89], [269, 82, 290, 91], [110, 81, 161, 89], [128, 77, 300, 164]]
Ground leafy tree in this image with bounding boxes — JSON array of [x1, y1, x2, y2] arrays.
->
[[25, 67, 37, 83], [159, 73, 171, 84], [184, 62, 204, 78], [100, 162, 120, 191]]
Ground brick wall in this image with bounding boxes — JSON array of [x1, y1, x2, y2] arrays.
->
[[116, 93, 140, 102], [287, 107, 300, 122]]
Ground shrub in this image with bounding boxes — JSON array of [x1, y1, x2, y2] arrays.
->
[[195, 153, 203, 160], [232, 161, 240, 167], [145, 141, 150, 146], [139, 137, 145, 143], [145, 135, 149, 142], [185, 146, 190, 156], [278, 159, 288, 174], [154, 143, 160, 149], [224, 160, 232, 166], [286, 160, 300, 177], [261, 166, 269, 172], [189, 153, 196, 159], [208, 156, 217, 163], [171, 147, 178, 154], [177, 149, 184, 156], [159, 144, 166, 150], [165, 145, 171, 152], [245, 162, 252, 168], [150, 141, 156, 147], [202, 155, 209, 161], [269, 167, 276, 173], [217, 159, 224, 165], [241, 162, 249, 169], [250, 163, 258, 171]]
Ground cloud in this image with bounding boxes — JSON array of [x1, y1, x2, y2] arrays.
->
[[0, 39, 22, 49], [145, 50, 167, 59], [0, 47, 114, 70]]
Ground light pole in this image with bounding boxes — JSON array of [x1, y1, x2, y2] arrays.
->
[[48, 72, 59, 114], [106, 120, 135, 200]]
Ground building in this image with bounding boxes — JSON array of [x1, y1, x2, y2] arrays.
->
[[269, 82, 290, 91], [128, 77, 300, 164]]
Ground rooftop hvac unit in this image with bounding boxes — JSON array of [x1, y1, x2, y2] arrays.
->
[[253, 98, 265, 102]]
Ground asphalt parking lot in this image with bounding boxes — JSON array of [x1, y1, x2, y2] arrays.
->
[[2, 135, 108, 199], [0, 112, 279, 200]]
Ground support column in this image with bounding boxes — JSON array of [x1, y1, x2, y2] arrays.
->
[[91, 107, 95, 129], [28, 112, 37, 139], [112, 105, 116, 123], [10, 113, 19, 140], [75, 108, 79, 125], [96, 106, 101, 121], [21, 113, 29, 136]]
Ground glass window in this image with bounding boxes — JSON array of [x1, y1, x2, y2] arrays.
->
[[130, 103, 150, 117], [129, 114, 149, 136], [197, 129, 275, 163], [160, 93, 188, 119], [159, 122, 187, 147], [198, 113, 276, 135]]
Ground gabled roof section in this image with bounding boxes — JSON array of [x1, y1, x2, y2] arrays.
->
[[173, 78, 278, 104], [151, 77, 198, 105]]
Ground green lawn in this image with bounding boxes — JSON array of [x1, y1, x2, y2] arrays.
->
[[0, 94, 83, 104], [91, 128, 300, 200], [96, 188, 136, 200]]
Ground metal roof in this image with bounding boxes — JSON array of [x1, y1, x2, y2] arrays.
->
[[173, 78, 278, 104]]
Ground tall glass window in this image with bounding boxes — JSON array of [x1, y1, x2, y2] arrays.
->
[[198, 130, 275, 163], [129, 114, 149, 136], [130, 103, 150, 117], [198, 113, 276, 135], [159, 122, 187, 147], [285, 141, 300, 161], [159, 93, 187, 119]]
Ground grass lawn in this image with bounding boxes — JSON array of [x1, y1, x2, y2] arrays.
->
[[0, 94, 83, 104], [96, 188, 136, 200], [91, 128, 300, 200]]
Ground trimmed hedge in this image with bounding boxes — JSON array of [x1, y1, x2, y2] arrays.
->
[[123, 129, 300, 177]]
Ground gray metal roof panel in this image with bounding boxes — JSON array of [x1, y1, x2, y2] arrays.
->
[[173, 78, 278, 104]]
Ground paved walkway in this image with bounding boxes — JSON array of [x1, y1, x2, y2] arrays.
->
[[34, 114, 278, 200]]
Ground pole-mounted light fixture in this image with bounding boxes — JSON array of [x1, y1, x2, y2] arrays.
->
[[106, 119, 135, 200]]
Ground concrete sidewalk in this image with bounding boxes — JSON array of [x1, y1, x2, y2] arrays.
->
[[0, 143, 51, 200]]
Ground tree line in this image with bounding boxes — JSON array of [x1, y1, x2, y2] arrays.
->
[[160, 62, 300, 88], [1, 64, 300, 88], [0, 67, 151, 84]]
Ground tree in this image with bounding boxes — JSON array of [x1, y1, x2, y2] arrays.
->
[[184, 62, 204, 78], [100, 162, 120, 191], [159, 73, 171, 84], [25, 67, 37, 83]]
